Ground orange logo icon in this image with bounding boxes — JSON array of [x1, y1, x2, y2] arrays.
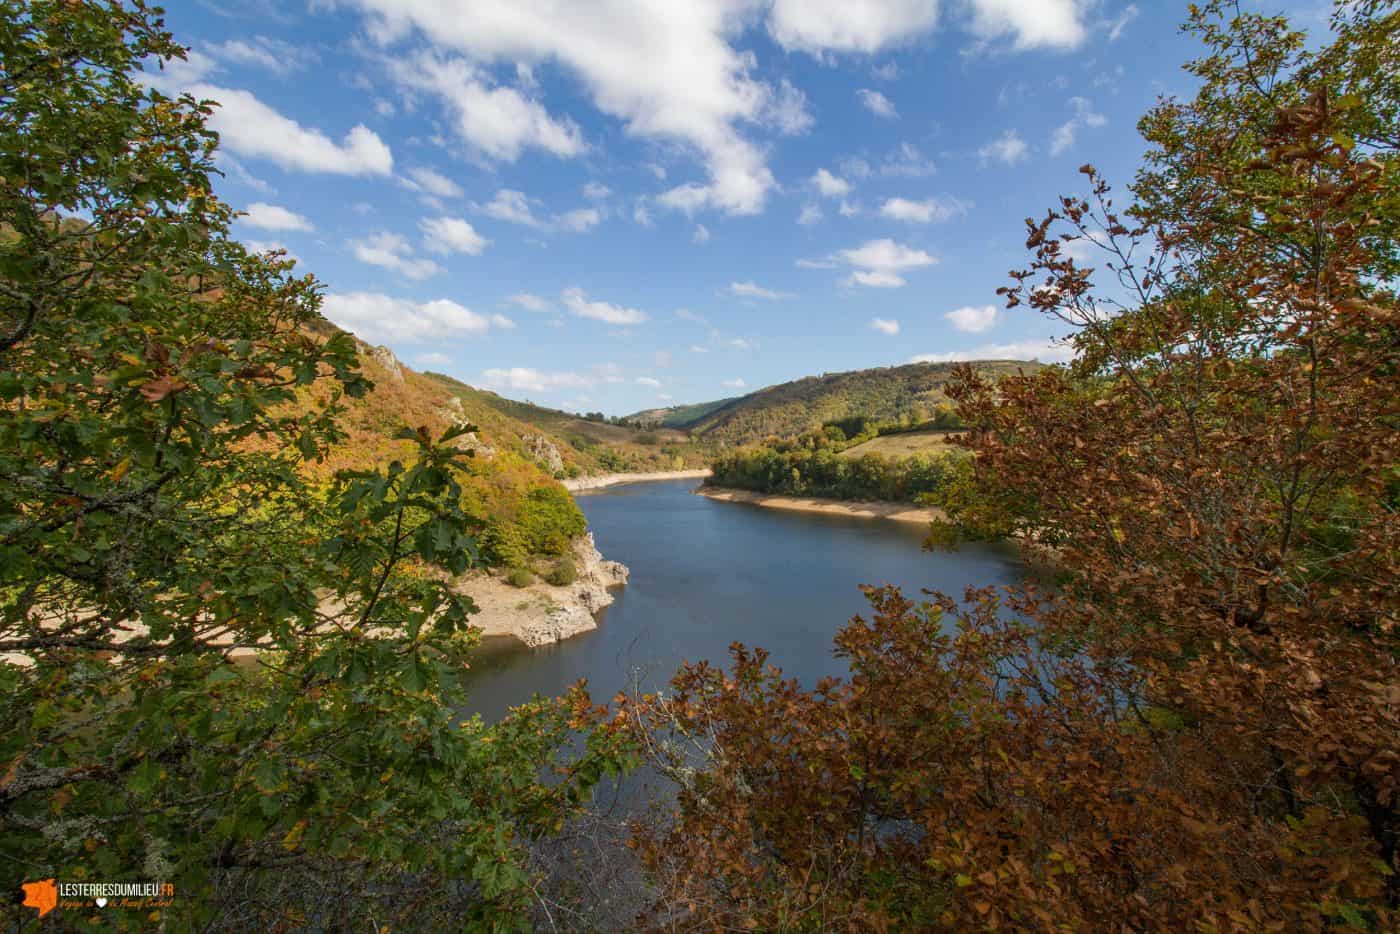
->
[[21, 878, 58, 917]]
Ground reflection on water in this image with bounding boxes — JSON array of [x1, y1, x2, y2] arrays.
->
[[462, 479, 1026, 723]]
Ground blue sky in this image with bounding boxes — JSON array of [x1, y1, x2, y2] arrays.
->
[[146, 1, 1310, 414]]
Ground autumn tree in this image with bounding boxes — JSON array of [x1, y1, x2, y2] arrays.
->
[[0, 2, 631, 928], [626, 2, 1398, 928]]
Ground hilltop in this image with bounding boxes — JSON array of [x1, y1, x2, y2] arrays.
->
[[626, 360, 1041, 446]]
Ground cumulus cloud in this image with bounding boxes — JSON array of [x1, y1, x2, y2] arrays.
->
[[480, 367, 593, 392], [345, 0, 784, 216], [798, 204, 823, 226], [1050, 96, 1106, 156], [812, 168, 852, 198], [479, 189, 602, 233], [186, 84, 392, 176], [693, 224, 712, 244], [582, 181, 612, 200], [241, 202, 313, 231], [508, 292, 552, 312], [978, 129, 1029, 166], [636, 376, 662, 387], [561, 287, 648, 325], [322, 292, 502, 343], [419, 216, 489, 255], [348, 232, 442, 280], [206, 36, 319, 74], [403, 166, 464, 198], [964, 0, 1089, 50], [490, 314, 517, 329], [857, 88, 898, 118], [726, 281, 795, 300], [909, 338, 1072, 364], [879, 196, 969, 224], [802, 238, 937, 288], [721, 377, 747, 389], [386, 53, 585, 162], [767, 0, 939, 54], [871, 317, 900, 336], [944, 304, 1000, 332]]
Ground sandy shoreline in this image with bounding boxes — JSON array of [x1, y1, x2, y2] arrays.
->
[[697, 486, 946, 524], [564, 469, 710, 492]]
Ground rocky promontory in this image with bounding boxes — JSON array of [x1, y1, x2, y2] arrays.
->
[[458, 532, 629, 648]]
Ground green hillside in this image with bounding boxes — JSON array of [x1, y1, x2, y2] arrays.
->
[[421, 372, 714, 474], [623, 397, 740, 429], [681, 360, 1041, 446]]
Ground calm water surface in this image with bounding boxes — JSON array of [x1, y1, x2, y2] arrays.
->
[[463, 479, 1025, 722]]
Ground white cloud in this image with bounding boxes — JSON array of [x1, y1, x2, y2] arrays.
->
[[909, 338, 1072, 364], [721, 377, 747, 389], [323, 292, 501, 344], [561, 287, 648, 325], [404, 166, 463, 198], [978, 129, 1029, 166], [693, 224, 711, 244], [871, 317, 900, 336], [490, 313, 517, 329], [766, 78, 815, 135], [348, 232, 443, 280], [944, 304, 999, 333], [812, 168, 851, 198], [1105, 4, 1140, 41], [186, 84, 392, 176], [416, 351, 452, 367], [347, 0, 784, 216], [767, 0, 939, 54], [636, 376, 662, 387], [206, 36, 318, 74], [555, 207, 602, 232], [879, 196, 969, 224], [241, 202, 314, 232], [583, 181, 612, 200], [509, 292, 552, 312], [419, 216, 489, 255], [386, 53, 585, 162], [872, 62, 901, 80], [857, 88, 898, 118], [480, 367, 592, 392], [480, 189, 601, 233], [833, 238, 937, 288], [798, 204, 823, 226], [965, 0, 1089, 50], [690, 344, 709, 353], [839, 199, 861, 217], [726, 281, 795, 300], [729, 337, 755, 350], [879, 141, 935, 177], [1050, 96, 1106, 156]]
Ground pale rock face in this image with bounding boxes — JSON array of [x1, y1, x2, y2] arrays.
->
[[369, 345, 404, 383], [523, 434, 565, 476], [434, 396, 496, 459], [513, 533, 629, 648]]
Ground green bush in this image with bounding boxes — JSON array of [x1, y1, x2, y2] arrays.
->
[[505, 567, 534, 588], [546, 557, 578, 586], [518, 485, 588, 555], [479, 517, 529, 567]]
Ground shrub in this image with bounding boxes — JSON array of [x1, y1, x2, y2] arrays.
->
[[505, 567, 534, 588], [546, 557, 578, 586], [479, 517, 529, 567], [518, 485, 588, 555]]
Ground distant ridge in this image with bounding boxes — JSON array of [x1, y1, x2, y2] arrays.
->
[[626, 359, 1041, 446]]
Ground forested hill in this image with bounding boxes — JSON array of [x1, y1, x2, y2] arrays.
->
[[643, 360, 1041, 445]]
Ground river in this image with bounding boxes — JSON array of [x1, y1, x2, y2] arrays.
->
[[462, 478, 1026, 722]]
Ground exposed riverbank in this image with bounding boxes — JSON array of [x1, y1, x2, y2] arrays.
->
[[697, 486, 946, 524], [456, 533, 629, 648], [563, 469, 710, 492]]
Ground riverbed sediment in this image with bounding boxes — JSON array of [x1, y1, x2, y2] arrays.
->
[[696, 486, 946, 524]]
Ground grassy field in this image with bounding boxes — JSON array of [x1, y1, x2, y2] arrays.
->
[[839, 429, 961, 459]]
